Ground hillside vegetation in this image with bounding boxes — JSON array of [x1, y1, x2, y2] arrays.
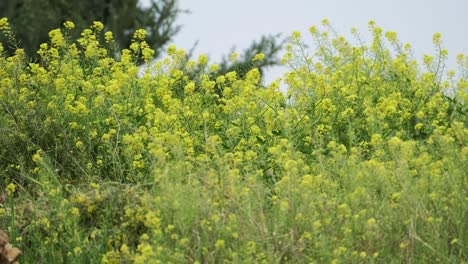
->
[[0, 18, 467, 263]]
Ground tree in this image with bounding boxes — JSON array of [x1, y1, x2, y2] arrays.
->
[[0, 0, 183, 59], [0, 0, 284, 77], [218, 33, 285, 78]]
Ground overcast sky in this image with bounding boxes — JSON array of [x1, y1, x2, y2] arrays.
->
[[141, 0, 468, 83]]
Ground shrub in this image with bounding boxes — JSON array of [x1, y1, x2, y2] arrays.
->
[[0, 18, 466, 263]]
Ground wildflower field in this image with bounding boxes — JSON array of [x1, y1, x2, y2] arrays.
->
[[0, 18, 467, 263]]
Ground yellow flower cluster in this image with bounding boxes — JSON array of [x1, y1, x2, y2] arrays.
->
[[0, 19, 466, 263], [0, 17, 9, 31]]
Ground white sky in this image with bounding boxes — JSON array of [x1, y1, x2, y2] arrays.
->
[[141, 0, 468, 83]]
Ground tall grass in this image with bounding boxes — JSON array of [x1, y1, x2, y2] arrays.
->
[[0, 18, 466, 263]]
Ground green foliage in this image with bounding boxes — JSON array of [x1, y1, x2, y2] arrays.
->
[[0, 0, 284, 82], [0, 0, 183, 59], [0, 19, 467, 263], [218, 34, 285, 78]]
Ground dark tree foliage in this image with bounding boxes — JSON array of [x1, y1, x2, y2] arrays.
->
[[218, 34, 285, 78], [0, 0, 183, 59], [182, 34, 285, 93], [0, 0, 284, 79]]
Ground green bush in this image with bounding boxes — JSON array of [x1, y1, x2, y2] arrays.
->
[[0, 17, 466, 263]]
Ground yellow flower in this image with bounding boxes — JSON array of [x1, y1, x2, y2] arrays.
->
[[309, 26, 317, 35], [167, 44, 177, 55], [130, 42, 139, 52], [142, 46, 154, 61], [63, 21, 75, 29], [135, 243, 155, 264], [40, 218, 50, 229], [432, 32, 442, 45], [71, 207, 80, 216], [140, 233, 150, 241], [215, 239, 225, 250], [423, 55, 434, 66], [252, 53, 265, 62], [104, 31, 113, 43], [209, 64, 220, 73], [92, 21, 104, 32], [456, 53, 465, 64], [291, 31, 301, 39], [385, 31, 398, 42], [6, 183, 16, 195], [333, 246, 347, 256], [198, 54, 208, 65], [247, 241, 256, 254], [216, 76, 226, 84], [229, 52, 238, 62], [90, 229, 99, 240], [73, 247, 82, 255], [48, 29, 65, 47], [404, 43, 412, 50], [184, 81, 196, 94], [245, 68, 260, 84], [400, 240, 410, 249], [226, 71, 237, 82], [279, 200, 289, 211], [134, 29, 147, 40], [75, 141, 84, 149], [0, 17, 9, 31], [120, 244, 130, 254]]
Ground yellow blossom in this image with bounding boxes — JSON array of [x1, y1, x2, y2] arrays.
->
[[367, 217, 377, 227], [0, 17, 9, 31], [252, 53, 265, 62], [279, 200, 289, 211], [133, 29, 147, 40], [432, 32, 442, 45], [104, 31, 113, 43], [226, 71, 237, 82], [291, 31, 301, 39], [229, 52, 238, 62], [48, 29, 65, 47], [184, 81, 196, 94], [120, 244, 130, 254], [385, 31, 398, 42], [198, 54, 208, 65], [6, 183, 16, 195], [92, 21, 104, 32], [71, 207, 80, 216], [215, 240, 225, 250], [209, 64, 220, 73], [63, 21, 75, 29], [309, 26, 318, 34], [74, 247, 82, 255], [32, 149, 43, 163]]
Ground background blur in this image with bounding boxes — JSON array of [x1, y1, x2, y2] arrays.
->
[[1, 0, 467, 84], [141, 0, 468, 83]]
